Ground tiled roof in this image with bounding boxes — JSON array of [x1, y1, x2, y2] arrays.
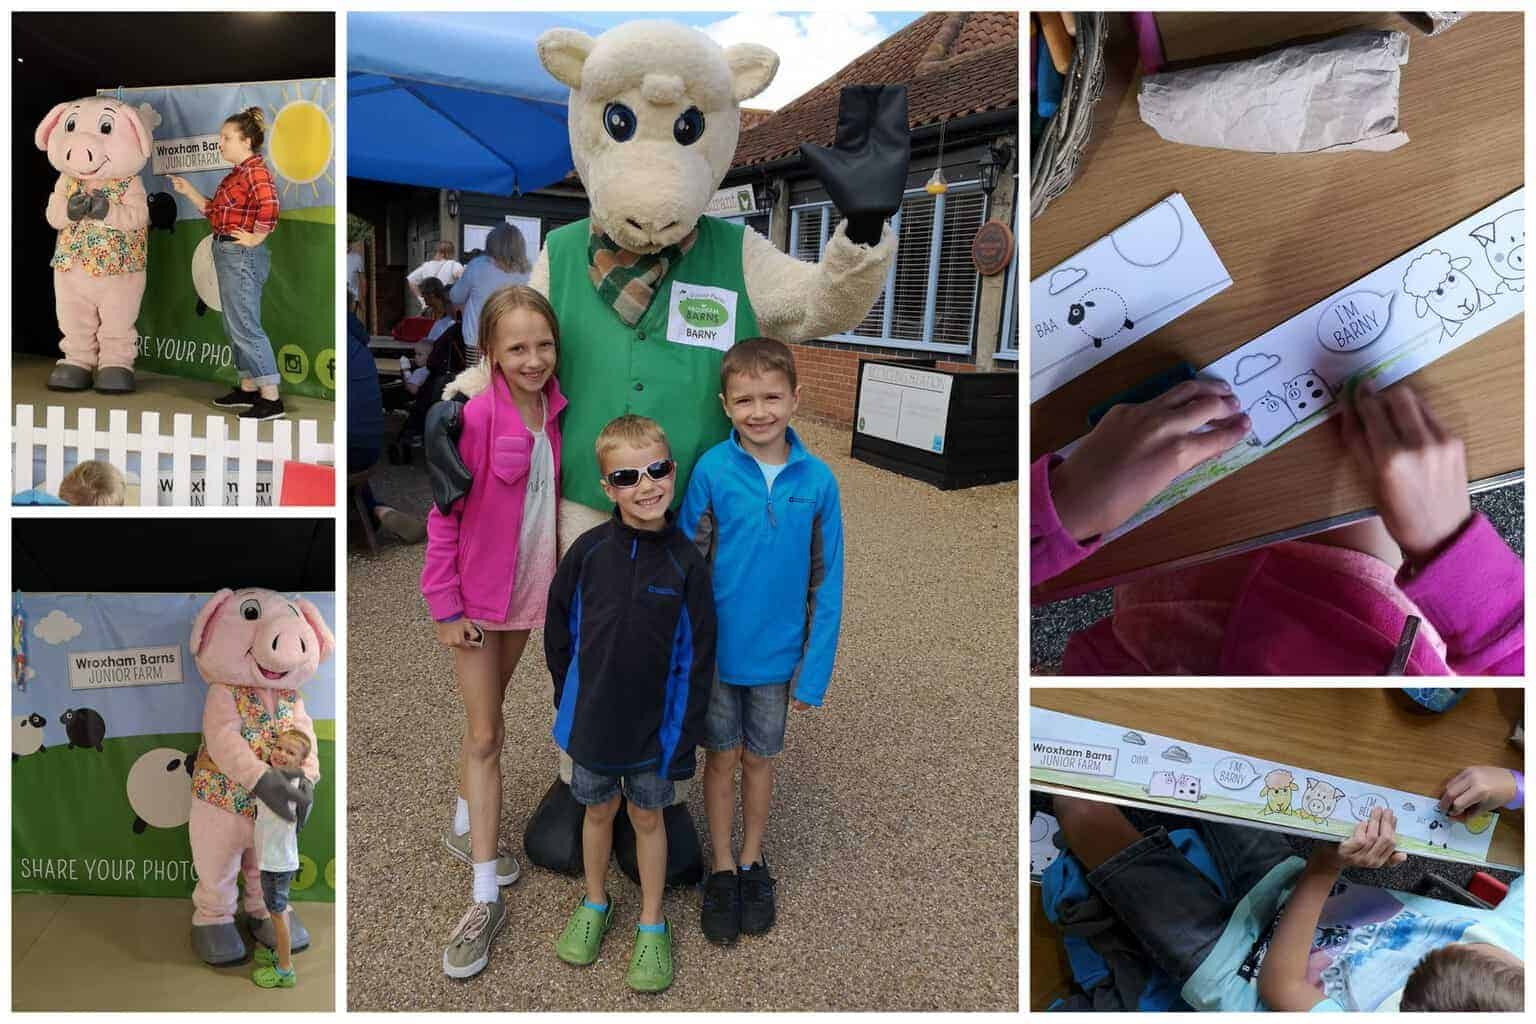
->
[[732, 11, 1019, 169], [738, 106, 775, 133]]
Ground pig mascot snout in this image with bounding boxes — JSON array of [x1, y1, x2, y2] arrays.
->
[[36, 96, 159, 394], [188, 588, 333, 966]]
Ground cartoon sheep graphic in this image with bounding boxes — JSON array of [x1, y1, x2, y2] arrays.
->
[[1066, 287, 1136, 348], [1402, 249, 1494, 342]]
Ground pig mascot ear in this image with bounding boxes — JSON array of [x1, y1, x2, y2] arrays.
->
[[295, 598, 336, 663], [126, 103, 157, 162], [191, 589, 235, 655], [724, 43, 778, 102], [35, 101, 71, 151], [538, 29, 596, 91]]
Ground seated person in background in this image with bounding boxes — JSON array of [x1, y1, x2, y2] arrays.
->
[[400, 278, 469, 443], [60, 460, 127, 505]]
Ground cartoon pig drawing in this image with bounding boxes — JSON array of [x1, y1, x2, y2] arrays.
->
[[1301, 777, 1346, 823], [1281, 370, 1335, 420], [1246, 391, 1296, 446], [1472, 209, 1523, 294], [1146, 771, 1178, 797]]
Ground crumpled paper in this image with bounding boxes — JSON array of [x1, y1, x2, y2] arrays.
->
[[1138, 30, 1411, 154]]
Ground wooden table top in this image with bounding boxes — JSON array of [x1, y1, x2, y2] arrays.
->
[[1030, 12, 1524, 597], [1031, 686, 1526, 868]]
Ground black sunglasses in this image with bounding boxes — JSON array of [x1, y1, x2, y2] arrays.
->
[[604, 459, 675, 489]]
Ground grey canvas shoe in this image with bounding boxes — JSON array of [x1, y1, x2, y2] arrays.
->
[[443, 828, 521, 886], [442, 896, 506, 979]]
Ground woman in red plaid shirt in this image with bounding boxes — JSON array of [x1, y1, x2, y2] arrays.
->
[[169, 107, 286, 421]]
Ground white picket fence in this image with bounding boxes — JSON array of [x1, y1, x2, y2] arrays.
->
[[13, 404, 335, 507]]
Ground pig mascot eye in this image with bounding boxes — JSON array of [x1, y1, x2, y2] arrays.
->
[[64, 114, 77, 132], [673, 107, 706, 146], [603, 103, 637, 142], [240, 599, 262, 621], [98, 116, 114, 135]]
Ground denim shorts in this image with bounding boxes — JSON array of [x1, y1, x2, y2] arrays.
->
[[568, 761, 675, 810], [260, 869, 296, 914], [702, 679, 790, 757], [1084, 815, 1292, 984]]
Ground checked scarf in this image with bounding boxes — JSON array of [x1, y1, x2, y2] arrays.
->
[[587, 224, 699, 326]]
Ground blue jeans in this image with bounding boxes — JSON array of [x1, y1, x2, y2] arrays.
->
[[211, 238, 278, 386], [568, 762, 675, 810], [702, 680, 790, 757], [260, 869, 296, 914]]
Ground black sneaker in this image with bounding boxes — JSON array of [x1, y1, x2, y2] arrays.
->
[[739, 861, 776, 934], [700, 869, 741, 945], [212, 387, 258, 409], [240, 396, 287, 422]]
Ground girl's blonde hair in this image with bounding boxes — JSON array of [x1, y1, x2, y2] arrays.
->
[[478, 285, 559, 363], [485, 223, 531, 274], [224, 106, 265, 152]]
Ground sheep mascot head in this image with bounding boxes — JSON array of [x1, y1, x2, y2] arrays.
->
[[36, 97, 160, 394], [186, 588, 333, 965], [431, 18, 908, 884]]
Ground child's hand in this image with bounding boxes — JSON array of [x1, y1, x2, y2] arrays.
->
[[1319, 807, 1407, 871], [1049, 379, 1250, 542], [1340, 380, 1472, 566], [435, 619, 480, 648], [231, 228, 265, 247], [1439, 766, 1517, 819]]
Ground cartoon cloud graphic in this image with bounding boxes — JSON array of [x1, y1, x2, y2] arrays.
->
[[1234, 352, 1282, 386], [1048, 267, 1088, 296]]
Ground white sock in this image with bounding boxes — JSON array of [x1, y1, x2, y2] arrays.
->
[[453, 796, 470, 836], [472, 860, 498, 903]]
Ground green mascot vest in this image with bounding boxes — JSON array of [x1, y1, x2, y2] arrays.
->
[[549, 215, 760, 511]]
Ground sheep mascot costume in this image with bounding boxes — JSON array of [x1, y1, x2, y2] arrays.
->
[[429, 20, 907, 883], [188, 589, 332, 965], [36, 95, 160, 394]]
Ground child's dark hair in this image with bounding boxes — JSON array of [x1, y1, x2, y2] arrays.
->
[[224, 106, 265, 152], [720, 336, 798, 394], [1400, 944, 1523, 1011]]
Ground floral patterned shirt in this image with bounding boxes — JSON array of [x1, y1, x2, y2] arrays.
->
[[192, 686, 298, 818], [50, 177, 147, 276]]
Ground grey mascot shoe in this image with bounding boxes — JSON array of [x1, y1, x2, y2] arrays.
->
[[46, 363, 93, 391], [250, 910, 311, 954], [192, 921, 248, 965], [93, 366, 136, 394]]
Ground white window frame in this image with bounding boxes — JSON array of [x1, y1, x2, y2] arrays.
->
[[994, 194, 1020, 362], [788, 180, 988, 356]]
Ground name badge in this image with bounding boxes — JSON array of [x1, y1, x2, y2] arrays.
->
[[665, 281, 738, 352]]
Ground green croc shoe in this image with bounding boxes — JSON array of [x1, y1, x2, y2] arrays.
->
[[555, 899, 614, 966], [252, 965, 296, 989], [253, 945, 278, 967], [626, 921, 674, 993]]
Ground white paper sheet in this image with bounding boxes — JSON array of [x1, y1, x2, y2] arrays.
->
[[1030, 194, 1233, 402], [1030, 708, 1501, 866], [1071, 188, 1524, 543]]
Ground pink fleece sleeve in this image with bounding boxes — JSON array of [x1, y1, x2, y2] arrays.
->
[[1030, 454, 1103, 588], [204, 685, 270, 790], [290, 698, 321, 784], [1398, 513, 1524, 675], [420, 402, 488, 621]]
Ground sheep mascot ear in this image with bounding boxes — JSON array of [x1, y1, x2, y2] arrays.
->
[[538, 29, 595, 90], [724, 43, 778, 102]]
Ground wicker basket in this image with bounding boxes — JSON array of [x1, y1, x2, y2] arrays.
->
[[1030, 13, 1110, 220]]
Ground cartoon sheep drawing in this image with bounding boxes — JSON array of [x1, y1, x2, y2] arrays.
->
[[127, 747, 195, 833], [1402, 249, 1494, 342], [1260, 768, 1298, 816], [1472, 209, 1523, 294], [13, 713, 47, 762], [1066, 287, 1135, 348]]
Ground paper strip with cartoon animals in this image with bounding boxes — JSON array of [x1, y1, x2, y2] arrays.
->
[[1030, 193, 1233, 402], [1029, 708, 1500, 866], [1076, 187, 1525, 544]]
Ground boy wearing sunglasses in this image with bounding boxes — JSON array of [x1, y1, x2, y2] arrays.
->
[[679, 337, 845, 946], [544, 414, 716, 993]]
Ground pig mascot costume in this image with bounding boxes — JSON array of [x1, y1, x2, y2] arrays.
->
[[36, 96, 159, 394], [429, 20, 908, 882], [188, 589, 332, 965]]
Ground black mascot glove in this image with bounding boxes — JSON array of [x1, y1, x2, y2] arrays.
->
[[285, 772, 315, 833], [800, 85, 910, 246], [66, 192, 92, 221], [86, 191, 111, 220], [252, 768, 302, 822], [425, 395, 473, 515], [147, 192, 177, 233]]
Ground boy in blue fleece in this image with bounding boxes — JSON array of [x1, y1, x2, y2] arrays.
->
[[678, 337, 844, 945]]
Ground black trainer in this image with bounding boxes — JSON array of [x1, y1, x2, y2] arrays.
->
[[240, 396, 287, 422], [739, 861, 777, 934], [212, 387, 258, 409], [700, 869, 742, 945]]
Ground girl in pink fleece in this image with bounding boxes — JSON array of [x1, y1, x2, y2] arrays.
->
[[1032, 378, 1523, 674], [421, 285, 566, 972]]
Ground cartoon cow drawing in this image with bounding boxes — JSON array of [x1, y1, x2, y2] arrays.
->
[[1066, 287, 1135, 348], [13, 713, 47, 761], [1472, 209, 1523, 294], [1246, 391, 1296, 446], [1301, 777, 1346, 823], [1173, 775, 1202, 802], [1260, 768, 1297, 816], [1281, 369, 1335, 420], [1146, 771, 1202, 802], [1424, 818, 1450, 848], [1402, 249, 1494, 343]]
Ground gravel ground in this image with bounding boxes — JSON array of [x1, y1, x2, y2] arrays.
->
[[346, 415, 1020, 1011], [1030, 483, 1525, 672]]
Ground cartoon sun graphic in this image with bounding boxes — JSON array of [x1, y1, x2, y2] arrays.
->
[[263, 81, 334, 199]]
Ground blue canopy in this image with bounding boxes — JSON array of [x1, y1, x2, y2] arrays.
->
[[348, 12, 598, 195]]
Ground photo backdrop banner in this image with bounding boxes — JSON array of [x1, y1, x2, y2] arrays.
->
[[12, 592, 337, 901], [108, 80, 337, 399]]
